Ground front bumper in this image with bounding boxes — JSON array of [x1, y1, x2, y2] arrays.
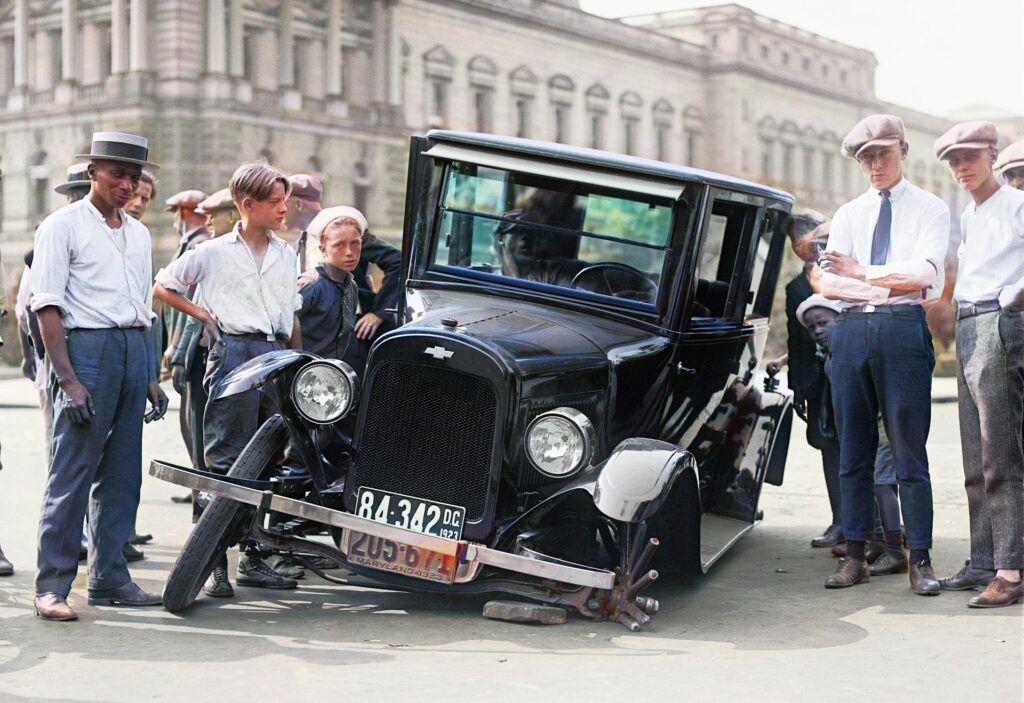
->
[[149, 460, 615, 591]]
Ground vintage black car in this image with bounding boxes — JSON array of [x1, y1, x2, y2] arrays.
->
[[152, 130, 796, 630]]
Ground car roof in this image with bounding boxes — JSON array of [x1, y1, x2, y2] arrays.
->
[[426, 130, 795, 204]]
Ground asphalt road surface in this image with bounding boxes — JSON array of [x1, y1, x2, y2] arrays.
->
[[0, 376, 1020, 702]]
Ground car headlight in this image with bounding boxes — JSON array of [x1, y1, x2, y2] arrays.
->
[[291, 360, 359, 424], [525, 407, 596, 477]]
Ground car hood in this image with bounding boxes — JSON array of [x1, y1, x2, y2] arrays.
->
[[402, 289, 660, 376]]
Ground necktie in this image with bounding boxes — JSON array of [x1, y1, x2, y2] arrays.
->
[[870, 190, 892, 266]]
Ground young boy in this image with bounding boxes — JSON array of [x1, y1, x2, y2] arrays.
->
[[154, 161, 303, 594], [297, 206, 368, 374], [934, 121, 1024, 608]]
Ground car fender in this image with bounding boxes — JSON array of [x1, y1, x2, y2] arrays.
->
[[210, 349, 318, 401], [592, 438, 697, 522]]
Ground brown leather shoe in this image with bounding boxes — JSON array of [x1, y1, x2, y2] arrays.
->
[[825, 558, 870, 588], [34, 593, 78, 621], [967, 577, 1024, 608], [909, 560, 941, 596], [869, 550, 908, 575]]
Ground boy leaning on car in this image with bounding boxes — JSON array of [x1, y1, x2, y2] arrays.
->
[[154, 161, 303, 594]]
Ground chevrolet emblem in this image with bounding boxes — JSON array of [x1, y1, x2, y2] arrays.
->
[[424, 346, 454, 360]]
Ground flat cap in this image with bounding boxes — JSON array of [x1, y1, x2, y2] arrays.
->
[[995, 139, 1024, 175], [165, 189, 208, 212], [288, 174, 323, 202], [307, 206, 368, 238], [196, 188, 235, 215], [934, 121, 998, 161], [796, 294, 844, 326], [841, 114, 906, 159]]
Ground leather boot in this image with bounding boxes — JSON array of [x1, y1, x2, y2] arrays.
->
[[825, 558, 869, 588]]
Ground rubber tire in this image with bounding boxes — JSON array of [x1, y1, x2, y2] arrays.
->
[[161, 415, 289, 612]]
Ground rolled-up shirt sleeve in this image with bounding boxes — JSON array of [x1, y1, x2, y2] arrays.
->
[[864, 199, 949, 293], [30, 217, 73, 317], [155, 247, 204, 294]]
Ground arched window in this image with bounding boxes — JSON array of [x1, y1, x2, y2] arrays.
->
[[548, 75, 575, 144], [652, 99, 674, 161], [468, 55, 497, 133], [585, 83, 610, 150], [620, 92, 642, 156], [510, 65, 538, 138], [423, 45, 456, 128]]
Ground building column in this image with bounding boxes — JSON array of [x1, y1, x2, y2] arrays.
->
[[61, 0, 78, 82], [325, 0, 342, 96], [370, 0, 387, 103], [385, 0, 401, 106], [129, 0, 149, 72], [229, 0, 245, 78], [13, 0, 28, 89], [111, 0, 128, 74], [278, 0, 293, 87], [206, 0, 227, 74]]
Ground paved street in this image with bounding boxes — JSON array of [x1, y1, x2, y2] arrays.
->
[[0, 375, 1020, 702]]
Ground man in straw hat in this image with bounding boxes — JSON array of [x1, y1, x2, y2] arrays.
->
[[30, 132, 169, 620], [934, 121, 1024, 607], [819, 114, 951, 595]]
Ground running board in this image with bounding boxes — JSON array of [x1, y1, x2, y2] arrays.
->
[[699, 514, 755, 573]]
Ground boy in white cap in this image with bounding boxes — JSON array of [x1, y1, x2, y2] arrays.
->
[[994, 140, 1024, 191], [934, 121, 1024, 608], [819, 114, 950, 595], [30, 132, 169, 620]]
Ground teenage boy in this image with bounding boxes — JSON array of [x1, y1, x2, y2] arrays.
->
[[934, 121, 1024, 608], [820, 114, 950, 595], [154, 162, 302, 592], [31, 132, 169, 621]]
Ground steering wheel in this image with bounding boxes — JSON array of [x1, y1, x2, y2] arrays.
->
[[570, 263, 658, 302]]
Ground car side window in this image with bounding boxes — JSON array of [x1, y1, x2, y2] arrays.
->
[[692, 197, 759, 322]]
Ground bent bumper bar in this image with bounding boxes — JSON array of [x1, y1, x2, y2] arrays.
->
[[150, 460, 614, 591]]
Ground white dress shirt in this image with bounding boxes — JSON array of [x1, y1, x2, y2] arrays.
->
[[30, 199, 153, 329], [155, 223, 301, 338], [821, 178, 951, 305], [954, 185, 1024, 306]]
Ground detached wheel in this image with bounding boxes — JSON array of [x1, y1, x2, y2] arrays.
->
[[162, 415, 289, 612]]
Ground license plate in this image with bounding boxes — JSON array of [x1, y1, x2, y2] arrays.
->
[[355, 487, 465, 540], [345, 532, 459, 584]]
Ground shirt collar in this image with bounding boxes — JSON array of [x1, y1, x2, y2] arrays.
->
[[82, 198, 127, 228], [225, 221, 285, 247], [868, 177, 909, 201]]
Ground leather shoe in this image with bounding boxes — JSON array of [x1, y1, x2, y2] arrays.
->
[[170, 493, 193, 504], [266, 555, 305, 580], [869, 550, 908, 576], [130, 531, 153, 546], [235, 555, 297, 590], [0, 545, 13, 576], [967, 577, 1023, 608], [909, 560, 941, 596], [939, 559, 995, 591], [34, 593, 78, 621], [825, 558, 869, 588], [811, 525, 844, 548], [122, 543, 145, 562], [88, 582, 162, 606], [865, 540, 886, 564]]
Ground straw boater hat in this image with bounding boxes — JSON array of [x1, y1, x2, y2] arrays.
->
[[196, 188, 236, 215], [54, 163, 91, 196], [164, 190, 208, 213], [75, 131, 159, 170]]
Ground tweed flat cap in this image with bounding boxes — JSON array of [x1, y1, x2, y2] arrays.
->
[[165, 189, 208, 212], [934, 121, 998, 161], [841, 114, 906, 159], [796, 294, 844, 326], [994, 139, 1024, 175], [196, 188, 235, 215], [307, 206, 368, 238], [288, 174, 323, 202]]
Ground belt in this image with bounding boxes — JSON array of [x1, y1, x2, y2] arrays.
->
[[841, 304, 921, 315], [956, 300, 1001, 320], [223, 331, 286, 343]]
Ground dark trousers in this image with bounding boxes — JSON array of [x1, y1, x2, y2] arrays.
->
[[956, 309, 1024, 570], [829, 306, 935, 549], [203, 335, 285, 475], [806, 397, 841, 526], [36, 328, 148, 597]]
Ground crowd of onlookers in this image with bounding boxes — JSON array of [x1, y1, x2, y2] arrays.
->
[[0, 114, 1021, 621]]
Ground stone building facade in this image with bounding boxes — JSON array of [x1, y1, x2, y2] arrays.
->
[[0, 0, 996, 261]]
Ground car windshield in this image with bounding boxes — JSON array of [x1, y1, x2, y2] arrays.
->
[[430, 162, 677, 306]]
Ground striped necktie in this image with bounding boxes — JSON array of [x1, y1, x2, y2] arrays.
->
[[870, 189, 892, 266]]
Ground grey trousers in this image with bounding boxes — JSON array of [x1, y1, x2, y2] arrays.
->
[[203, 334, 285, 475], [956, 309, 1024, 571], [36, 328, 149, 597]]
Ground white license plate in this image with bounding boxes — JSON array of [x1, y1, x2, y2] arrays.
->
[[354, 487, 465, 540]]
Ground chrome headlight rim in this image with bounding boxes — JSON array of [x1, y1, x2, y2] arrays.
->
[[524, 407, 597, 478], [290, 359, 360, 425]]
